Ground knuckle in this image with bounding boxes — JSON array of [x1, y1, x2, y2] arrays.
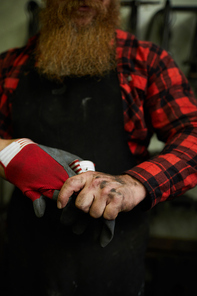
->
[[107, 191, 123, 205], [112, 193, 123, 204], [68, 176, 79, 186], [101, 186, 110, 196]]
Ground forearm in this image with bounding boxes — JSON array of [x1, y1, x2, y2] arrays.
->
[[126, 127, 197, 208], [0, 138, 15, 178], [144, 49, 197, 207]]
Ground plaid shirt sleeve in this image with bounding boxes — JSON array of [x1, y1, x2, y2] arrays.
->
[[116, 30, 197, 208], [0, 37, 35, 139]]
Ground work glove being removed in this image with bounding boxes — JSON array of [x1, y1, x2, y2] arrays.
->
[[0, 138, 70, 217], [0, 139, 115, 247], [40, 146, 115, 247]]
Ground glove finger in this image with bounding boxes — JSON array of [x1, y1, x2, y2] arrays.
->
[[33, 195, 46, 218], [25, 190, 46, 218], [100, 219, 116, 248], [25, 189, 42, 202], [40, 188, 61, 200], [52, 189, 59, 201]]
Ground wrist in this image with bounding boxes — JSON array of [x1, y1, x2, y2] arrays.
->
[[0, 139, 15, 151], [122, 174, 147, 205], [0, 138, 35, 168], [0, 139, 16, 178], [0, 139, 35, 179]]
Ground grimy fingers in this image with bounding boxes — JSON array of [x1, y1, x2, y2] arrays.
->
[[57, 175, 86, 209]]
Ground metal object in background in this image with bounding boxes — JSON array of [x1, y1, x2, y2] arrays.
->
[[26, 0, 40, 38], [146, 0, 197, 51], [161, 0, 197, 53], [121, 0, 160, 37], [185, 17, 197, 96], [145, 0, 197, 95], [161, 0, 171, 51]]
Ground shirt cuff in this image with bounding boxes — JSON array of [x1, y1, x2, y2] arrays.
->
[[125, 160, 171, 209]]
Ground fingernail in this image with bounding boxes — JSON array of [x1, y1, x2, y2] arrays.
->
[[57, 201, 62, 209]]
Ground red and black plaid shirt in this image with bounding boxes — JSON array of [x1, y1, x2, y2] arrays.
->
[[1, 29, 197, 208]]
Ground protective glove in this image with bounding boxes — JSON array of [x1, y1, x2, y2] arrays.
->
[[0, 138, 70, 217], [38, 149, 115, 247], [0, 139, 115, 247]]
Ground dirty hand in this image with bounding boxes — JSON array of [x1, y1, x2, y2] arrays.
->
[[57, 171, 147, 220]]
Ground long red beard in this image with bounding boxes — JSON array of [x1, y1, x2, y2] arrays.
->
[[35, 0, 120, 81]]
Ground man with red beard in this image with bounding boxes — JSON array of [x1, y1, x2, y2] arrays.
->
[[0, 0, 197, 295]]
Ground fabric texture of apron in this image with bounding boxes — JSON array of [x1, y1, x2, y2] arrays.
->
[[7, 59, 149, 296]]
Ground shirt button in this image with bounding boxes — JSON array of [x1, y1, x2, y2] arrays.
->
[[127, 75, 132, 82]]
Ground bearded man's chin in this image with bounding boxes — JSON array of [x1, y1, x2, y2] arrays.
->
[[35, 0, 120, 81]]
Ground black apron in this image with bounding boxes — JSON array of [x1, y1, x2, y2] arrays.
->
[[7, 59, 149, 296]]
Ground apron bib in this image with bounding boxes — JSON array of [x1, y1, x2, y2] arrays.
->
[[7, 61, 149, 296]]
